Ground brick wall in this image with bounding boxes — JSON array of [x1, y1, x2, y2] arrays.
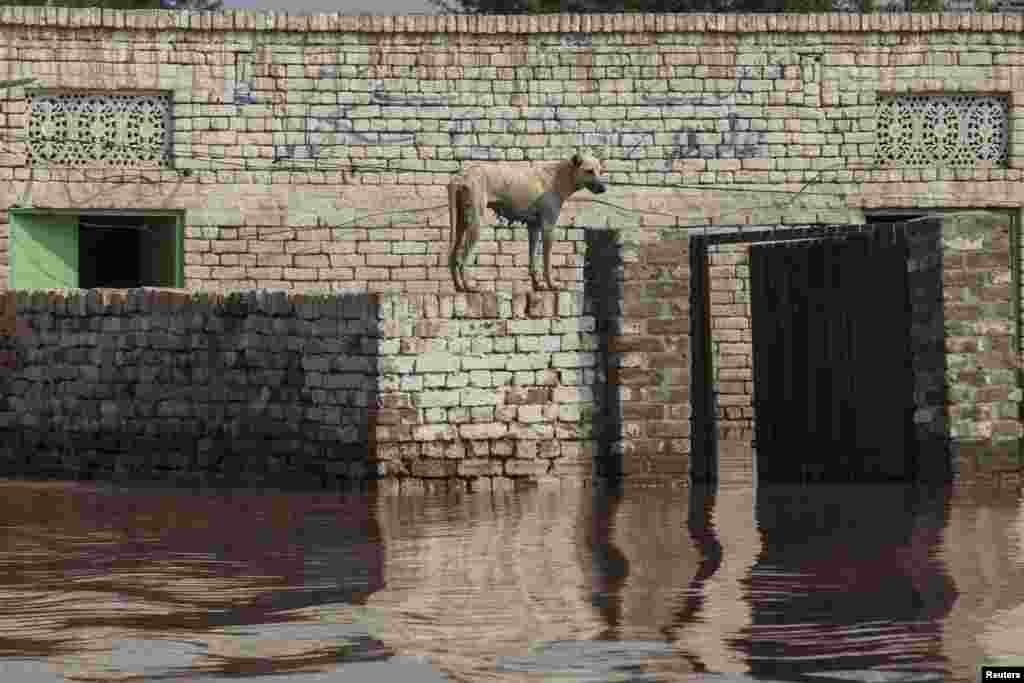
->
[[3, 10, 1024, 295], [939, 212, 1023, 486], [0, 288, 613, 489], [182, 220, 590, 294], [0, 10, 1023, 484]]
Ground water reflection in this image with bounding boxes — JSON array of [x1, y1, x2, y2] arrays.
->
[[667, 483, 758, 675], [0, 479, 394, 681], [943, 485, 1024, 675], [0, 477, 1021, 682], [735, 485, 956, 682]]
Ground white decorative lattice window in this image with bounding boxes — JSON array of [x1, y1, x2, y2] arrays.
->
[[27, 91, 172, 167], [875, 94, 1008, 167]]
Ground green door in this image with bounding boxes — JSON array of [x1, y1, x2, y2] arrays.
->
[[10, 212, 78, 289]]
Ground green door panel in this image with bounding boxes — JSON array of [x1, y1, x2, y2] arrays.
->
[[10, 213, 78, 289]]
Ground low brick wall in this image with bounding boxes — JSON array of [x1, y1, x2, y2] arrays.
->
[[373, 291, 604, 484], [0, 288, 613, 490]]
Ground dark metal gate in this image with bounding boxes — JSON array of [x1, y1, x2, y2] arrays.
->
[[750, 224, 916, 482]]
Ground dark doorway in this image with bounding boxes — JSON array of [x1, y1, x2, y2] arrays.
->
[[78, 214, 180, 289], [79, 216, 141, 288], [750, 223, 917, 482]]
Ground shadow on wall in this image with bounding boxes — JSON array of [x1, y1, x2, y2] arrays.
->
[[904, 218, 951, 482], [0, 289, 382, 490], [190, 291, 383, 488], [688, 235, 717, 485], [585, 229, 625, 479]]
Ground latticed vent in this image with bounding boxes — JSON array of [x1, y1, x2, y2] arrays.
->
[[27, 91, 172, 167], [992, 0, 1024, 12], [875, 95, 1009, 167]]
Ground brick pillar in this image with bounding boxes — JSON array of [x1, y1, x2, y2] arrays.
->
[[706, 243, 754, 442], [609, 228, 690, 485], [940, 211, 1023, 486], [705, 241, 755, 484]]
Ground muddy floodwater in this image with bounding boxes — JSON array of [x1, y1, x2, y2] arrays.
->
[[0, 477, 1022, 682]]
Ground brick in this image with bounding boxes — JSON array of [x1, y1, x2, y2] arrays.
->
[[415, 390, 461, 408], [412, 424, 457, 441], [411, 459, 459, 478], [505, 387, 549, 405], [459, 422, 508, 439], [416, 352, 460, 373], [505, 460, 549, 477], [458, 459, 503, 477], [609, 336, 665, 353], [623, 403, 666, 420], [648, 421, 691, 438]]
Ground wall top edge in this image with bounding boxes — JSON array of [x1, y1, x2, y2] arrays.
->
[[0, 288, 594, 323], [0, 8, 1018, 34]]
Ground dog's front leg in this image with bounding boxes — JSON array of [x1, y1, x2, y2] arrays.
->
[[527, 221, 543, 291], [540, 222, 559, 291]]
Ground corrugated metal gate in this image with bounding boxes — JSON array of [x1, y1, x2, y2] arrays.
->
[[749, 223, 916, 482]]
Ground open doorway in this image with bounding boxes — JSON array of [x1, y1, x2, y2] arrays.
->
[[8, 210, 182, 289], [78, 214, 179, 289], [690, 222, 924, 485]]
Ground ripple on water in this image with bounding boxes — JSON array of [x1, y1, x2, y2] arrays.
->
[[0, 479, 1021, 682]]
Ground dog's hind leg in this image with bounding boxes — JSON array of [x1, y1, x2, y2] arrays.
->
[[540, 222, 559, 291], [448, 183, 465, 291]]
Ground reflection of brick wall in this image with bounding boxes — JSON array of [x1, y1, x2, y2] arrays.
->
[[707, 244, 754, 443], [941, 489, 1024, 679], [371, 485, 607, 679]]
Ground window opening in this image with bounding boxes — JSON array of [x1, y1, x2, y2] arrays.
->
[[78, 214, 179, 289]]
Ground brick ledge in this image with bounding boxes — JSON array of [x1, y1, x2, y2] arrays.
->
[[0, 8, 1017, 35]]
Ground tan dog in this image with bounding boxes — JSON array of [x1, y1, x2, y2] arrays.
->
[[448, 153, 607, 292]]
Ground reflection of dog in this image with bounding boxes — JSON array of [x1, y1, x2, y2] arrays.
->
[[448, 153, 607, 292]]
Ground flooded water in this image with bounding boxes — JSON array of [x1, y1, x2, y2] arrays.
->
[[0, 477, 1022, 682]]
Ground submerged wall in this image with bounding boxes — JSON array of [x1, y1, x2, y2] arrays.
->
[[0, 10, 1021, 486], [0, 288, 623, 489]]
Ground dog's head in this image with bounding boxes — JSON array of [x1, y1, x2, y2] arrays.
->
[[571, 153, 607, 194]]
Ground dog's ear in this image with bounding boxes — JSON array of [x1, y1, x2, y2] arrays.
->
[[571, 152, 582, 167]]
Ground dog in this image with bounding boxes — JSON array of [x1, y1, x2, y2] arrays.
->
[[448, 152, 607, 292]]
